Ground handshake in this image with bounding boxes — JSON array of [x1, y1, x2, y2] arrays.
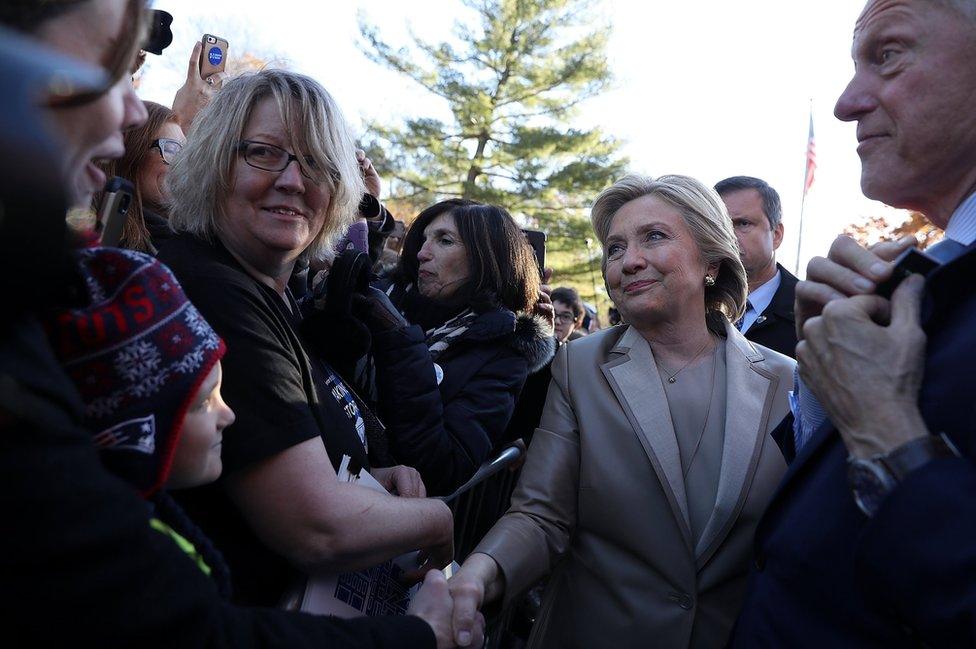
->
[[408, 553, 502, 649]]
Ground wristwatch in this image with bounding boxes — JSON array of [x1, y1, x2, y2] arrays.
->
[[847, 433, 961, 517]]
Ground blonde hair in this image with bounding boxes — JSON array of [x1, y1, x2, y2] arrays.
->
[[167, 69, 364, 257], [590, 174, 748, 328]]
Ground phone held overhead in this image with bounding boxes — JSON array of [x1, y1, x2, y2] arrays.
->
[[199, 34, 229, 81]]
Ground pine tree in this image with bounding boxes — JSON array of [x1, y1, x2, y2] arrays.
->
[[359, 0, 626, 316]]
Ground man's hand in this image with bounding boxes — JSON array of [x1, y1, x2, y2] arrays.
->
[[408, 570, 483, 649], [797, 274, 929, 458], [357, 149, 381, 198], [171, 42, 227, 131], [372, 465, 426, 498], [795, 235, 916, 340]]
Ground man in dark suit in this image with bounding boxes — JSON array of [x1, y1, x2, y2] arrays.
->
[[730, 0, 976, 646], [715, 176, 798, 357]]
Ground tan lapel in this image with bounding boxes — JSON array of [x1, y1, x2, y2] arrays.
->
[[601, 326, 693, 551], [695, 321, 780, 566]]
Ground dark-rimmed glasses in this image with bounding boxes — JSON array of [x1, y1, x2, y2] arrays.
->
[[554, 311, 577, 325], [237, 140, 334, 183], [150, 138, 183, 165]]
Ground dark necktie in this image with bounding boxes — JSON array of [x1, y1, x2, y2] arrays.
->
[[735, 300, 753, 332]]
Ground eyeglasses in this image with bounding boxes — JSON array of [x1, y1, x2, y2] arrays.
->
[[237, 140, 335, 183], [151, 138, 183, 165], [554, 311, 577, 325]]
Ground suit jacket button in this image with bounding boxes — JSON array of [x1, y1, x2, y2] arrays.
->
[[679, 594, 694, 610], [754, 554, 766, 571]]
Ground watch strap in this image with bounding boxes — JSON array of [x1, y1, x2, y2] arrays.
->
[[881, 433, 961, 481]]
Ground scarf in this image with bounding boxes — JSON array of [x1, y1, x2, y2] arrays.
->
[[425, 308, 478, 361]]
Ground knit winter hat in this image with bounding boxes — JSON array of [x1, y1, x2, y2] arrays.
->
[[45, 247, 225, 497]]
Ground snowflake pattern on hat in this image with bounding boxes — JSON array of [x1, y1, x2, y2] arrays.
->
[[45, 247, 227, 497], [115, 340, 162, 383]]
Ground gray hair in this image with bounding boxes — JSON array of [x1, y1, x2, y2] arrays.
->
[[591, 174, 748, 328], [167, 69, 364, 257]]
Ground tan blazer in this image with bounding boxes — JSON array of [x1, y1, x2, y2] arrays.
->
[[475, 322, 794, 649]]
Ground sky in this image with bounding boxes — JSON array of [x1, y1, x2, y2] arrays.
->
[[139, 0, 904, 278]]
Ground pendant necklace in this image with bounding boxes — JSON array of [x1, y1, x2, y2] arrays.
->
[[659, 338, 713, 384]]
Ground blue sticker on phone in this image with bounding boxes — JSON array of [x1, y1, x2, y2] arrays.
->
[[207, 47, 223, 66]]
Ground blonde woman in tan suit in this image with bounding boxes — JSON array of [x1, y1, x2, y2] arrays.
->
[[447, 174, 795, 649]]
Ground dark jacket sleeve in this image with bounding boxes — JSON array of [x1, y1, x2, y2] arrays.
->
[[371, 324, 527, 496], [855, 456, 976, 647], [0, 403, 434, 649]]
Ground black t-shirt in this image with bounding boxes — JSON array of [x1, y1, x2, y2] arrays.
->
[[158, 233, 368, 606]]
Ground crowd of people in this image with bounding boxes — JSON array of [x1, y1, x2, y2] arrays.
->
[[2, 0, 975, 647]]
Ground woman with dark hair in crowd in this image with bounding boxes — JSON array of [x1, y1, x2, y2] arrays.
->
[[355, 199, 555, 496], [551, 286, 586, 343], [158, 68, 455, 607], [98, 100, 183, 253]]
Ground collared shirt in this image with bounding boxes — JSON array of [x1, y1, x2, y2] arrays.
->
[[790, 192, 976, 454], [944, 191, 976, 245], [740, 269, 782, 334]]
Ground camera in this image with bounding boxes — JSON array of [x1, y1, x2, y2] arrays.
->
[[142, 10, 174, 56]]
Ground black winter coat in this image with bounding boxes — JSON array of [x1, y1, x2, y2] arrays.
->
[[0, 318, 435, 649], [371, 307, 555, 496]]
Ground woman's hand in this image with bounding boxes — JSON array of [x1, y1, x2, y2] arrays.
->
[[172, 42, 227, 131], [401, 501, 455, 583], [534, 268, 555, 334], [449, 553, 504, 647], [372, 465, 426, 498], [357, 149, 382, 198], [351, 286, 409, 332]]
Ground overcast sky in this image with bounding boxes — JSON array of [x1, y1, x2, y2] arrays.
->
[[140, 0, 899, 276]]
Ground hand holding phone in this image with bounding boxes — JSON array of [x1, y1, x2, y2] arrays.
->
[[97, 177, 135, 247], [199, 34, 229, 81]]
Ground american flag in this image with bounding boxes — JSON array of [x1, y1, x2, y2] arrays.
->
[[804, 113, 817, 195]]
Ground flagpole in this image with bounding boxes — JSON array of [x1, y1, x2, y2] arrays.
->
[[795, 188, 807, 276], [795, 102, 815, 275]]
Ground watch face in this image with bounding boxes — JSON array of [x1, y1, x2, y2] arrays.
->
[[847, 459, 896, 517]]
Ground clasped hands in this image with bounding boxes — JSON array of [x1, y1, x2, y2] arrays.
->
[[408, 553, 501, 649], [795, 235, 931, 458]]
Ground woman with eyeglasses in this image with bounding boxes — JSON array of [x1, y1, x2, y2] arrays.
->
[[157, 69, 455, 608], [97, 101, 184, 253]]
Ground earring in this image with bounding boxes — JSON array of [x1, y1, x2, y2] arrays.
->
[[704, 275, 716, 287]]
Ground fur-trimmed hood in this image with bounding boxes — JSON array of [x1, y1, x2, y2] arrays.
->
[[455, 307, 556, 374]]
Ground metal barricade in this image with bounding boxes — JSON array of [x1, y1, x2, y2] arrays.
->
[[441, 442, 528, 648]]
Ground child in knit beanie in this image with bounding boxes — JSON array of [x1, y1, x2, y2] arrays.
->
[[45, 247, 236, 596]]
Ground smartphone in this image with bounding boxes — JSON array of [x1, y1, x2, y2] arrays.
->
[[875, 248, 939, 299], [522, 228, 547, 277], [97, 176, 135, 247], [199, 34, 229, 80]]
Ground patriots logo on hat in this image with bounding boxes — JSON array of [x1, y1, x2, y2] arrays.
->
[[93, 415, 157, 455]]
